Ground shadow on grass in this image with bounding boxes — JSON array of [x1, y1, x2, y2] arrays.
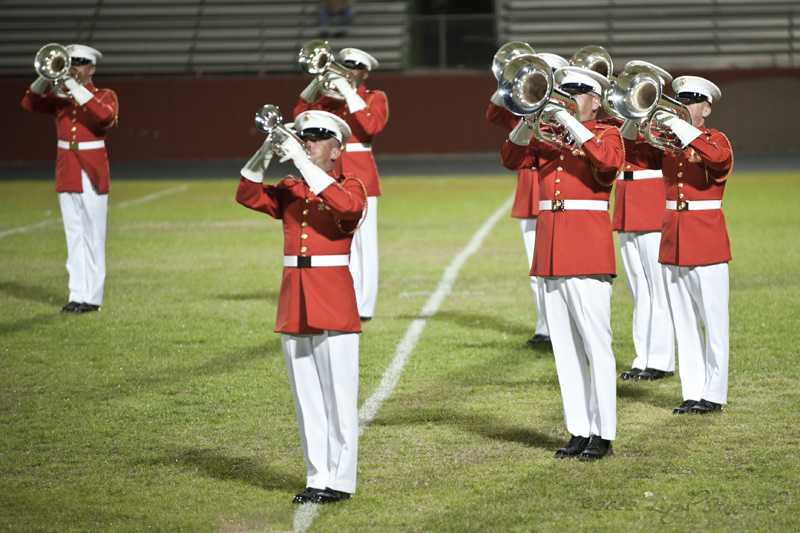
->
[[0, 311, 62, 335], [145, 446, 304, 493], [216, 289, 280, 302], [0, 280, 62, 306]]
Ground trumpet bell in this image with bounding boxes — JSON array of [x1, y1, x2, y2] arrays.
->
[[492, 41, 535, 80], [255, 105, 283, 134], [298, 39, 332, 76], [569, 45, 614, 80], [498, 55, 553, 116], [608, 64, 661, 120], [34, 43, 70, 80]]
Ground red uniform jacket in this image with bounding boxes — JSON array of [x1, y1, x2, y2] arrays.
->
[[236, 173, 367, 334], [501, 121, 624, 277], [21, 83, 119, 194], [601, 118, 665, 232], [625, 127, 733, 266], [486, 102, 540, 219], [294, 86, 388, 197]]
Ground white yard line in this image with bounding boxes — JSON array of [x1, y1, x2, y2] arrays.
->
[[292, 194, 515, 533], [0, 184, 191, 239]]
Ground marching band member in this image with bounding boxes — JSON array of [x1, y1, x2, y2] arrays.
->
[[610, 61, 676, 382], [21, 44, 119, 313], [486, 52, 568, 347], [501, 65, 624, 460], [236, 110, 367, 503], [624, 76, 733, 415], [294, 47, 388, 321]]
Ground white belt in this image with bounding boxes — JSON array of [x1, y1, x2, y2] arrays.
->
[[628, 169, 662, 180], [539, 200, 609, 212], [342, 143, 372, 152], [666, 199, 722, 211], [283, 254, 350, 268], [57, 140, 105, 151]]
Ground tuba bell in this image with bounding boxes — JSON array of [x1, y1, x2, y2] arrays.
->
[[298, 39, 356, 101], [497, 54, 580, 149], [254, 105, 307, 159], [608, 64, 692, 153], [569, 45, 614, 80], [492, 41, 535, 81]]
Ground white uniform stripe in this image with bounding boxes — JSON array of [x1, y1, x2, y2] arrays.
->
[[292, 194, 515, 533]]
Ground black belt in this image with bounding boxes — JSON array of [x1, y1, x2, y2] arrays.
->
[[623, 171, 633, 180], [297, 256, 312, 268]]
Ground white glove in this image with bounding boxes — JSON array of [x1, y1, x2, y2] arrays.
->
[[30, 76, 50, 95], [276, 134, 309, 165], [490, 90, 504, 106], [553, 109, 594, 147], [295, 157, 335, 196], [330, 76, 366, 113], [240, 139, 273, 183], [300, 78, 320, 103], [63, 77, 94, 106], [619, 119, 642, 140], [660, 113, 701, 147], [509, 117, 535, 146]]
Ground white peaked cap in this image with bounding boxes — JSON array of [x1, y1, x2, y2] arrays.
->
[[624, 60, 673, 85], [672, 75, 722, 104], [536, 53, 569, 71], [339, 48, 379, 71], [66, 44, 103, 64], [293, 110, 351, 144], [554, 66, 611, 94]]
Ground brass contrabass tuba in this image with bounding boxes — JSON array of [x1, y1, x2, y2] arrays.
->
[[495, 43, 580, 149], [607, 63, 692, 153], [298, 40, 357, 100]]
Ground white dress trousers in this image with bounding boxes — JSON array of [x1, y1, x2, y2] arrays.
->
[[663, 262, 729, 404], [58, 170, 108, 306], [541, 275, 616, 440], [519, 218, 549, 337], [349, 196, 379, 318], [618, 230, 675, 371], [281, 331, 360, 494]]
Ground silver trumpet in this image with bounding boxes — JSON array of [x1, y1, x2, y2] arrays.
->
[[34, 43, 79, 98], [298, 39, 356, 101], [607, 64, 692, 153], [497, 53, 580, 150], [254, 105, 307, 160]]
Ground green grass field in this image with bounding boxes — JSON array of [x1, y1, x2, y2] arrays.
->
[[1, 171, 799, 532]]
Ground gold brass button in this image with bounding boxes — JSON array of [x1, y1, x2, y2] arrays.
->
[[677, 172, 683, 178], [554, 191, 561, 196], [300, 246, 307, 253], [301, 234, 308, 239], [302, 209, 309, 215], [301, 221, 308, 227]]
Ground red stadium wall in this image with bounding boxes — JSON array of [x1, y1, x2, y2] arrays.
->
[[1, 69, 799, 163]]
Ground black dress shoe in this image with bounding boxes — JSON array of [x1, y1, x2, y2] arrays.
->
[[689, 399, 724, 414], [635, 368, 674, 381], [76, 303, 100, 313], [311, 487, 351, 504], [292, 487, 325, 504], [61, 301, 81, 312], [619, 368, 643, 380], [672, 399, 698, 414], [578, 435, 613, 461], [554, 435, 590, 459], [527, 334, 551, 345]]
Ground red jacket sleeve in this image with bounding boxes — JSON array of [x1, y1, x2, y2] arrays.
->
[[235, 177, 286, 219]]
